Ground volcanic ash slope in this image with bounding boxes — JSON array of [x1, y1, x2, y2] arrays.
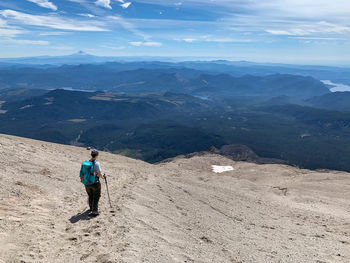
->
[[0, 134, 350, 263]]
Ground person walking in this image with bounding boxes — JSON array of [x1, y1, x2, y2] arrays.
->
[[80, 149, 105, 217]]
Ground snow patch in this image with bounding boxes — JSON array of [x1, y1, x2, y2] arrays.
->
[[212, 165, 234, 173]]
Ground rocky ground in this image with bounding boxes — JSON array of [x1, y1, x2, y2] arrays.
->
[[0, 134, 349, 263]]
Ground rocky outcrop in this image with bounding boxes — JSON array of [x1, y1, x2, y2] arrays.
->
[[219, 144, 286, 164]]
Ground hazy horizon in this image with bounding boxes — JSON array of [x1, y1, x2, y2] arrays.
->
[[1, 51, 350, 68], [0, 1, 349, 66]]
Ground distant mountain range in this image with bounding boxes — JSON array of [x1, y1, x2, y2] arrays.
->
[[0, 64, 330, 99], [0, 52, 349, 86], [0, 51, 188, 66], [0, 51, 127, 66]]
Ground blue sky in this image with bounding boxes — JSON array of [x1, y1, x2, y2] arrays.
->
[[0, 0, 349, 65]]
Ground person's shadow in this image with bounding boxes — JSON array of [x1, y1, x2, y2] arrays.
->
[[69, 210, 91, 224]]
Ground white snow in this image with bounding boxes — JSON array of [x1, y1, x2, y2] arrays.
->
[[212, 165, 234, 173]]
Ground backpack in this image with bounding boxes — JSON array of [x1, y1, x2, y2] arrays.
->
[[80, 160, 97, 185]]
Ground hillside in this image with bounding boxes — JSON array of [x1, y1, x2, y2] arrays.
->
[[5, 88, 350, 171], [306, 92, 350, 111], [1, 134, 350, 263]]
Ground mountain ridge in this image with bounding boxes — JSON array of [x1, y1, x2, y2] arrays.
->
[[0, 65, 330, 99]]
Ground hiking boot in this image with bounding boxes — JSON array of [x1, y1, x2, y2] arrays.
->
[[88, 211, 99, 217]]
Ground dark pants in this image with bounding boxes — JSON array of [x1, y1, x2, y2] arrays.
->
[[85, 182, 101, 212]]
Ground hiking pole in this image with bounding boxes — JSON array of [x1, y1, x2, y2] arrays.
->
[[104, 173, 113, 209]]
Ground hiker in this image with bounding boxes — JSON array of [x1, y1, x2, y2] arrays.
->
[[80, 149, 106, 217]]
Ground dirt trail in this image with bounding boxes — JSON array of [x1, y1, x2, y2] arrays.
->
[[0, 134, 350, 262]]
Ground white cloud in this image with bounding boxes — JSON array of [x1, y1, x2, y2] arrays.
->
[[143, 41, 162, 46], [133, 0, 350, 38], [95, 0, 112, 9], [0, 16, 50, 46], [14, 39, 49, 45], [0, 18, 50, 46], [265, 21, 350, 36], [0, 10, 109, 31], [101, 45, 126, 50], [130, 41, 162, 47], [108, 14, 348, 45], [53, 45, 74, 50], [0, 39, 49, 45], [0, 28, 25, 37], [79, 13, 96, 18], [116, 0, 132, 9], [26, 0, 57, 11], [252, 0, 350, 20], [121, 2, 131, 9], [178, 36, 253, 43], [108, 16, 150, 40], [266, 29, 306, 36], [317, 21, 350, 34], [290, 36, 345, 41], [0, 18, 25, 37], [132, 0, 350, 17], [0, 18, 6, 27], [129, 41, 142, 46], [183, 38, 196, 43], [39, 31, 70, 36]]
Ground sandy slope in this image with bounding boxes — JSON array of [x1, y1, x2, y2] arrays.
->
[[0, 134, 350, 263]]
